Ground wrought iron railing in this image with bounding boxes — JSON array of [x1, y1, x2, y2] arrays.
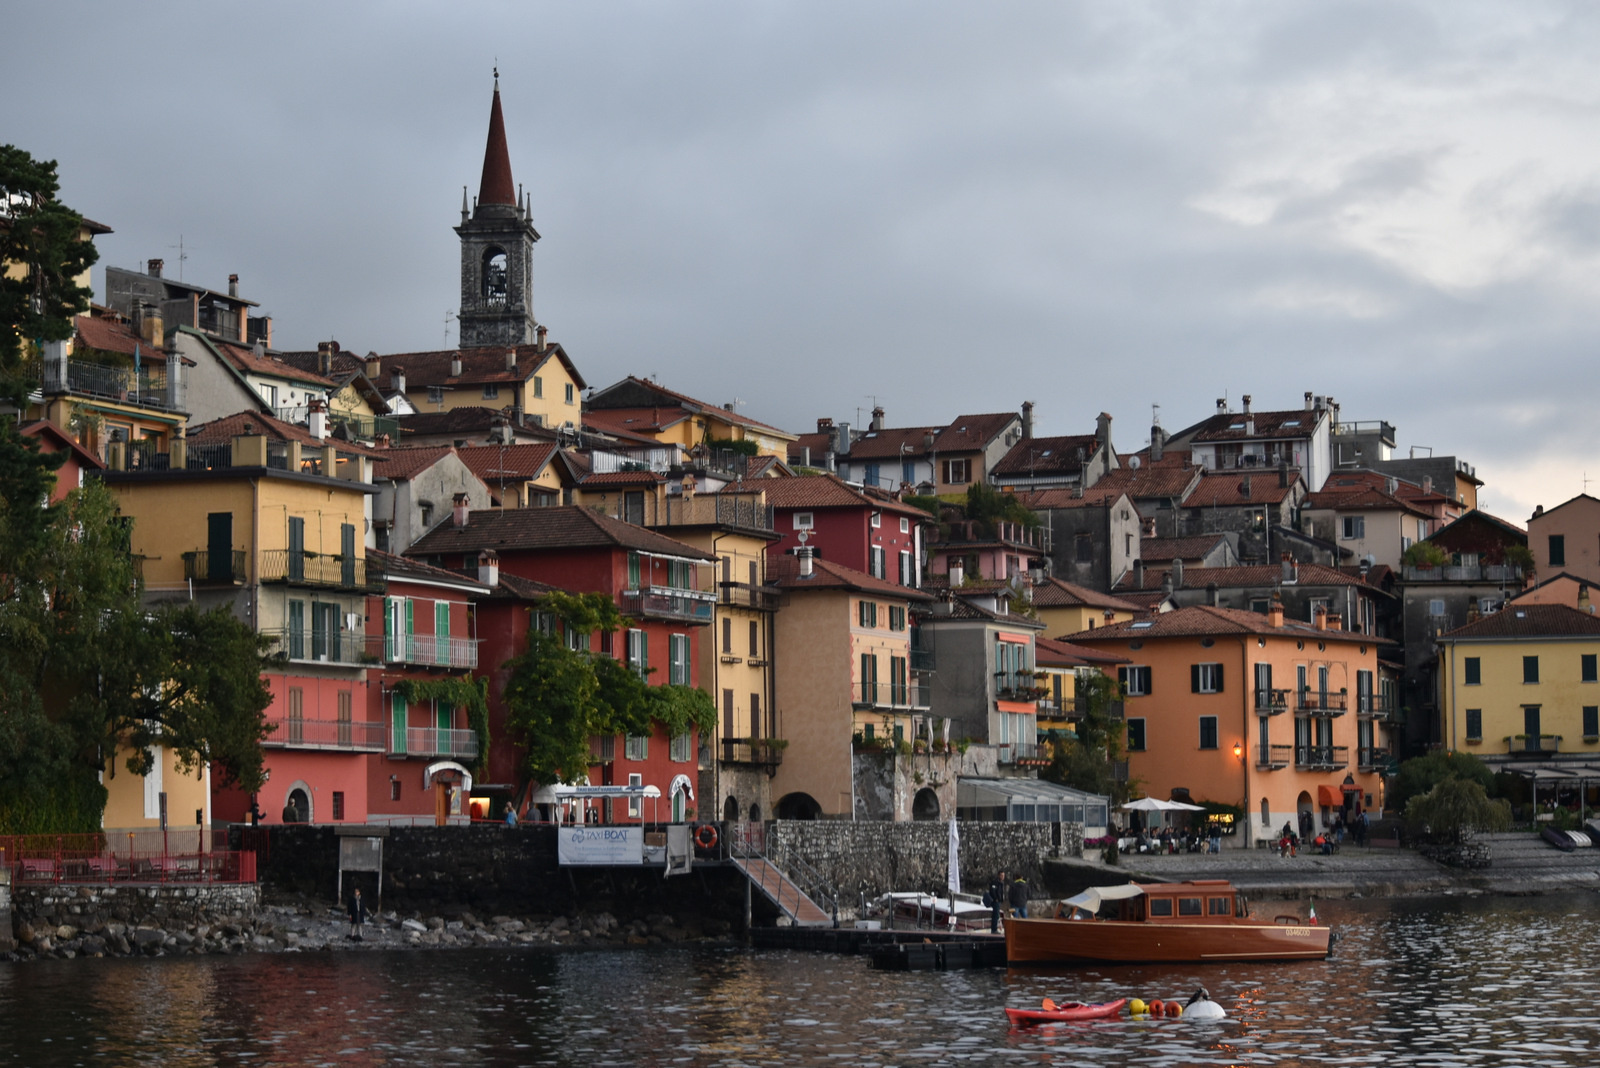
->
[[1296, 690, 1347, 715], [1256, 743, 1293, 768], [264, 715, 384, 751], [1294, 744, 1349, 769], [180, 549, 247, 584], [1356, 694, 1391, 719], [258, 549, 383, 591], [383, 634, 480, 669], [261, 628, 382, 667], [720, 739, 785, 767], [1357, 746, 1391, 770], [998, 741, 1045, 765], [1255, 688, 1290, 715], [620, 587, 714, 623], [42, 358, 184, 412], [854, 681, 931, 710], [390, 725, 479, 760], [1506, 734, 1561, 756]]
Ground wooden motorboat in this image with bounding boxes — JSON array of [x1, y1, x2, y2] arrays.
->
[[1005, 879, 1331, 964], [1005, 998, 1129, 1025]]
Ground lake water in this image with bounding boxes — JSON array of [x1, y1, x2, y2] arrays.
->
[[3, 892, 1598, 1067]]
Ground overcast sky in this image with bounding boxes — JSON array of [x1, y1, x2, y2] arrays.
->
[[7, 2, 1600, 520]]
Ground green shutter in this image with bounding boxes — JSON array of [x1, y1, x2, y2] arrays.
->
[[392, 693, 407, 755]]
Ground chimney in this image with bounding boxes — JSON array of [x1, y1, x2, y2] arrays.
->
[[147, 258, 164, 277], [1325, 611, 1342, 631], [817, 417, 834, 434], [451, 356, 462, 378], [1305, 391, 1314, 411], [391, 366, 406, 394], [452, 492, 471, 528], [365, 353, 380, 379], [1314, 605, 1329, 631], [253, 340, 266, 359], [1278, 460, 1289, 489], [836, 422, 851, 456], [1021, 401, 1034, 440], [1150, 424, 1164, 462], [1217, 398, 1228, 414], [139, 304, 164, 349], [1580, 584, 1593, 614], [1534, 504, 1544, 517], [317, 341, 333, 377], [800, 446, 811, 468], [950, 560, 964, 587], [478, 549, 499, 587], [307, 397, 328, 440], [1207, 582, 1219, 607], [1422, 476, 1433, 496], [798, 544, 815, 580], [1134, 559, 1146, 588], [1143, 516, 1156, 537], [1096, 412, 1113, 476], [228, 274, 239, 298], [1242, 394, 1252, 415], [871, 406, 885, 431], [1281, 552, 1298, 584], [1268, 595, 1284, 628], [505, 349, 517, 372], [537, 324, 548, 351], [1104, 608, 1116, 624], [1172, 557, 1184, 590]]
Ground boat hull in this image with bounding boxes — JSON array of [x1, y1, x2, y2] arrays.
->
[[1005, 917, 1332, 964], [1005, 998, 1129, 1025]]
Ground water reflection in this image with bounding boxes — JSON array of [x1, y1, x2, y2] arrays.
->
[[1, 894, 1598, 1066]]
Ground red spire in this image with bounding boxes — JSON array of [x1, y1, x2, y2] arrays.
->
[[478, 71, 516, 207]]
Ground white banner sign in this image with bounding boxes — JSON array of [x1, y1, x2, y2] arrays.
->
[[558, 825, 645, 866]]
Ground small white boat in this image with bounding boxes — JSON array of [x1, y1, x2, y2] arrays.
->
[[866, 891, 993, 931]]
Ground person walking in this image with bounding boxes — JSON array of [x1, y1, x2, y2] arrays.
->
[[1009, 875, 1029, 919], [348, 887, 368, 941], [985, 874, 1004, 933]]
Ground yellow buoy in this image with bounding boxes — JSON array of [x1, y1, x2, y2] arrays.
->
[[1128, 998, 1147, 1015]]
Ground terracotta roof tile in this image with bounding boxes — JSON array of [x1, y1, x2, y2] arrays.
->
[[1440, 603, 1600, 639], [1031, 577, 1141, 612], [1035, 635, 1130, 667], [406, 505, 714, 559], [455, 443, 557, 485], [211, 339, 338, 388], [760, 473, 927, 518], [74, 313, 155, 360], [992, 434, 1101, 478], [1060, 604, 1370, 643], [369, 547, 491, 592], [367, 343, 586, 391], [1115, 562, 1376, 592], [1182, 469, 1299, 507], [1139, 535, 1231, 563], [1190, 407, 1325, 443], [187, 410, 386, 458], [1302, 486, 1432, 517], [394, 407, 556, 439], [373, 445, 457, 482], [932, 412, 1020, 453], [769, 555, 934, 600], [587, 376, 794, 437], [578, 469, 667, 487], [842, 425, 943, 461]]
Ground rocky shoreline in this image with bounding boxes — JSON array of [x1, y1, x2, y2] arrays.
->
[[5, 898, 735, 964]]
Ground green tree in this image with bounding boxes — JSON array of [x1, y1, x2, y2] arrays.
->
[[1404, 776, 1511, 845], [1041, 672, 1134, 805], [1390, 749, 1496, 811], [963, 481, 1038, 536], [501, 591, 716, 791], [1, 144, 98, 406]]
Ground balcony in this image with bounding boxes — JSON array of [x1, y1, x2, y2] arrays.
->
[[262, 628, 379, 667], [853, 681, 932, 711], [390, 725, 479, 760], [1401, 563, 1524, 583], [655, 494, 775, 533], [1358, 745, 1392, 771], [995, 672, 1048, 702], [909, 647, 935, 672], [272, 406, 400, 443], [1255, 688, 1290, 715], [620, 586, 714, 624], [1256, 743, 1292, 769], [265, 715, 384, 752], [181, 550, 247, 585], [717, 584, 781, 610], [42, 357, 184, 412], [997, 741, 1047, 766], [384, 635, 480, 670], [1356, 694, 1392, 720], [259, 549, 383, 592], [1295, 745, 1349, 770], [720, 739, 785, 768], [1506, 734, 1562, 757], [1296, 690, 1347, 715]]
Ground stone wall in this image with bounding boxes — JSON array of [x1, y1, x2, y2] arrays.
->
[[0, 869, 12, 952], [10, 883, 259, 956]]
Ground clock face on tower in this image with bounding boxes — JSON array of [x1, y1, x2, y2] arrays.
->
[[456, 78, 540, 349]]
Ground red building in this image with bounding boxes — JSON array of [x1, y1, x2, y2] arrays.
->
[[21, 419, 104, 502], [407, 505, 715, 821], [762, 474, 928, 588]]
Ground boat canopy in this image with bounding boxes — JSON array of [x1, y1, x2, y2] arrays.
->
[[1060, 883, 1149, 915]]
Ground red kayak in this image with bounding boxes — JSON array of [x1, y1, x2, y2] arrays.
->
[[1005, 998, 1128, 1026]]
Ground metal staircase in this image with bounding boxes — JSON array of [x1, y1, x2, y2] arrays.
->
[[728, 824, 835, 927]]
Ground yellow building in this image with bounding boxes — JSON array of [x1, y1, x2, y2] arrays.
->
[[101, 744, 212, 843], [1033, 636, 1128, 737], [364, 340, 585, 431], [583, 376, 798, 461], [1438, 603, 1600, 770], [1032, 576, 1140, 637]]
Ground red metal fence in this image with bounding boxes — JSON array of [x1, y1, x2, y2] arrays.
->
[[0, 831, 258, 886]]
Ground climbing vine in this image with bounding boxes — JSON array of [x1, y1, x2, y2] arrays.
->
[[393, 676, 490, 777]]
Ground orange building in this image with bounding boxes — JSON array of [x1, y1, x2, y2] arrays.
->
[[1063, 603, 1389, 847]]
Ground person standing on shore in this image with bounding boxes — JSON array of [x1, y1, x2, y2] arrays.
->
[[348, 887, 368, 941], [986, 873, 1005, 932]]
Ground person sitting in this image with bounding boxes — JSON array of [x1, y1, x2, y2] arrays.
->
[[1315, 832, 1331, 855]]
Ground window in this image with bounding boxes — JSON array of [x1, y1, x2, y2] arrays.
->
[[482, 384, 499, 399], [428, 386, 444, 405], [1585, 654, 1598, 683], [1428, 598, 1446, 617], [793, 512, 814, 531], [390, 778, 401, 802], [859, 600, 878, 627], [942, 458, 970, 484], [723, 689, 735, 736], [625, 734, 649, 761], [1126, 718, 1147, 751], [1119, 666, 1152, 696], [1149, 897, 1172, 917], [670, 733, 692, 762], [1250, 599, 1270, 615], [749, 620, 759, 656], [860, 652, 879, 704], [1524, 655, 1540, 684], [1199, 716, 1218, 750], [1465, 708, 1482, 741], [751, 693, 763, 738], [627, 628, 648, 679], [889, 605, 907, 631], [1586, 707, 1599, 739], [722, 616, 732, 654], [1464, 657, 1481, 685], [869, 546, 886, 579], [627, 552, 642, 590], [899, 551, 913, 586], [669, 633, 690, 685], [1075, 534, 1093, 563], [628, 772, 643, 819], [565, 383, 575, 405], [1341, 516, 1365, 540], [899, 517, 910, 534], [1178, 897, 1203, 916], [1550, 534, 1566, 567], [332, 792, 345, 821], [337, 690, 353, 746], [870, 511, 882, 528], [864, 464, 881, 487], [533, 376, 543, 398], [1209, 897, 1231, 916], [890, 656, 909, 705], [1192, 663, 1224, 694]]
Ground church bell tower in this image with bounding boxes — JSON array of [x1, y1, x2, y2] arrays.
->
[[455, 70, 539, 349]]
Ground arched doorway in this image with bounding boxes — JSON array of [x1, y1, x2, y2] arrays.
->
[[748, 803, 761, 822], [284, 785, 311, 823], [912, 788, 941, 820], [775, 792, 822, 820], [1296, 790, 1315, 837], [723, 796, 740, 821]]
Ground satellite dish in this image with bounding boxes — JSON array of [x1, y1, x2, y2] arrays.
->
[[1129, 455, 1143, 469]]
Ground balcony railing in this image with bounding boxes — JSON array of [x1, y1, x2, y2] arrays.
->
[[1357, 746, 1391, 771], [853, 681, 932, 711], [42, 358, 184, 412], [265, 715, 384, 752], [261, 628, 380, 667], [259, 549, 382, 591], [656, 495, 775, 533], [909, 647, 935, 672], [384, 635, 480, 669], [1256, 743, 1292, 769], [1356, 694, 1392, 720], [1401, 563, 1524, 583], [717, 584, 782, 610], [995, 672, 1047, 701], [620, 587, 714, 624], [997, 741, 1046, 766], [271, 406, 401, 443], [181, 550, 247, 584], [390, 725, 479, 760], [720, 739, 785, 768], [1506, 735, 1562, 756], [1295, 744, 1349, 769], [1296, 690, 1347, 715], [1255, 688, 1290, 715]]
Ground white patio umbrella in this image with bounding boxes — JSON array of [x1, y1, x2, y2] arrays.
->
[[947, 817, 961, 897], [1119, 797, 1206, 812]]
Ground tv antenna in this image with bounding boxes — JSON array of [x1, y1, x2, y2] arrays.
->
[[167, 235, 192, 280], [444, 310, 457, 347]]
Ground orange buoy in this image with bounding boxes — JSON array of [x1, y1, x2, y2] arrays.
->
[[1166, 1001, 1184, 1017], [1149, 999, 1165, 1018]]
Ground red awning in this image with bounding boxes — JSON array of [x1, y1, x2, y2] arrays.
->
[[1317, 785, 1339, 806]]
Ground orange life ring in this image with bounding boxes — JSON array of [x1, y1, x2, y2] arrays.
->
[[694, 824, 719, 850]]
